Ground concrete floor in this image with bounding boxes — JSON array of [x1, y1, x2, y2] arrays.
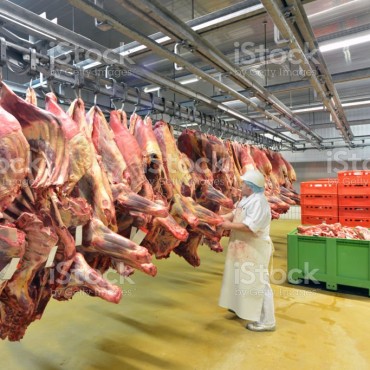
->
[[1, 220, 369, 370]]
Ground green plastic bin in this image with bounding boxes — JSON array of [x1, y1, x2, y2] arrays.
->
[[287, 229, 370, 296]]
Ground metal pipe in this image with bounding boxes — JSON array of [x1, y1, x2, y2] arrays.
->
[[260, 0, 354, 145], [114, 0, 322, 144], [2, 41, 288, 148], [286, 0, 353, 142], [69, 0, 322, 148], [0, 1, 288, 147]]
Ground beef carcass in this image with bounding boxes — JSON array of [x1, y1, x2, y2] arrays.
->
[[81, 217, 157, 276], [0, 106, 30, 210], [110, 109, 147, 194], [0, 213, 58, 341], [88, 106, 168, 218], [68, 100, 157, 276], [0, 224, 26, 295], [0, 81, 69, 188], [45, 93, 93, 194], [153, 121, 194, 197], [130, 114, 173, 200], [53, 252, 122, 303], [251, 146, 272, 177]]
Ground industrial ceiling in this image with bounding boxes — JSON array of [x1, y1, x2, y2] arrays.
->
[[0, 0, 369, 151]]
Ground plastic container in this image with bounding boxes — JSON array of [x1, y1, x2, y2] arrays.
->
[[338, 195, 370, 207], [287, 229, 370, 295], [339, 217, 370, 227], [301, 180, 337, 195], [301, 215, 339, 225], [301, 205, 338, 217], [339, 206, 370, 218], [301, 194, 338, 206], [338, 171, 370, 195]]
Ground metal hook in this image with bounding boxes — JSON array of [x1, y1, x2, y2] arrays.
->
[[133, 87, 141, 114], [145, 92, 154, 118], [121, 82, 127, 111], [111, 99, 117, 110], [47, 79, 55, 94], [161, 97, 166, 120]]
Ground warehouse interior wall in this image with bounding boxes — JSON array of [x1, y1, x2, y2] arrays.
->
[[283, 147, 370, 193]]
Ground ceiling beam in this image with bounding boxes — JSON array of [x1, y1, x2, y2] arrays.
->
[[68, 0, 319, 147], [0, 0, 291, 147], [261, 0, 354, 146], [113, 0, 323, 148]]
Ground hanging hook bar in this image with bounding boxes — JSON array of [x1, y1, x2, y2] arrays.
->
[[133, 87, 141, 114], [120, 82, 127, 111], [145, 92, 154, 118]]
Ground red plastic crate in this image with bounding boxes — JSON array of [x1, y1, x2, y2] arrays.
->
[[338, 195, 370, 207], [301, 205, 338, 217], [301, 215, 339, 225], [301, 180, 337, 195], [339, 216, 370, 227], [301, 194, 338, 206], [338, 171, 370, 195], [339, 206, 370, 218]]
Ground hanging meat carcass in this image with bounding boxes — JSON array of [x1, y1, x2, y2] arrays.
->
[[0, 81, 69, 188], [156, 124, 229, 258], [0, 105, 30, 211], [0, 79, 301, 341], [86, 105, 168, 218]]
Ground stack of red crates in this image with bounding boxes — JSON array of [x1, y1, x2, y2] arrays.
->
[[338, 171, 370, 227], [300, 179, 338, 225]]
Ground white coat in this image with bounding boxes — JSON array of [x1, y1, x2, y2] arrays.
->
[[219, 192, 273, 321]]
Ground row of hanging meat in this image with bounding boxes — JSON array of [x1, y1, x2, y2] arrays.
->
[[0, 81, 298, 341]]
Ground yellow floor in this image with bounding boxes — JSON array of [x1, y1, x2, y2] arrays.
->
[[1, 220, 369, 370]]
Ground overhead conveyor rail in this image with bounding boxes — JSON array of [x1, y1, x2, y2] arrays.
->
[[260, 0, 354, 147], [66, 0, 301, 147], [0, 0, 298, 150], [0, 37, 287, 150], [104, 0, 323, 149]]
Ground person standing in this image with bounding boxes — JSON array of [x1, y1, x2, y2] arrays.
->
[[219, 169, 276, 332]]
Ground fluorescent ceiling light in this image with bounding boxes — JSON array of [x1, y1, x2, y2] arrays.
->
[[82, 4, 261, 70], [179, 123, 198, 127], [223, 99, 240, 106], [179, 77, 200, 85], [343, 100, 370, 107], [144, 86, 161, 93], [291, 100, 370, 113], [192, 4, 264, 31], [320, 33, 370, 52], [293, 106, 324, 113], [308, 0, 359, 18]]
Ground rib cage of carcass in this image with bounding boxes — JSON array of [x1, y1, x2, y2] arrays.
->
[[0, 82, 298, 341]]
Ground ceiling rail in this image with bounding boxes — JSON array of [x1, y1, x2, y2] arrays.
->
[[0, 38, 288, 149], [0, 0, 296, 148], [260, 0, 354, 146], [110, 0, 323, 148]]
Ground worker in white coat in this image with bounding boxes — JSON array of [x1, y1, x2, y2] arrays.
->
[[219, 169, 276, 332]]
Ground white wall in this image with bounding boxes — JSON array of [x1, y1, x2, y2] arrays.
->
[[282, 147, 370, 193]]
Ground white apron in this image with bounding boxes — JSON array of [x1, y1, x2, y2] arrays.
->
[[219, 196, 272, 321]]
